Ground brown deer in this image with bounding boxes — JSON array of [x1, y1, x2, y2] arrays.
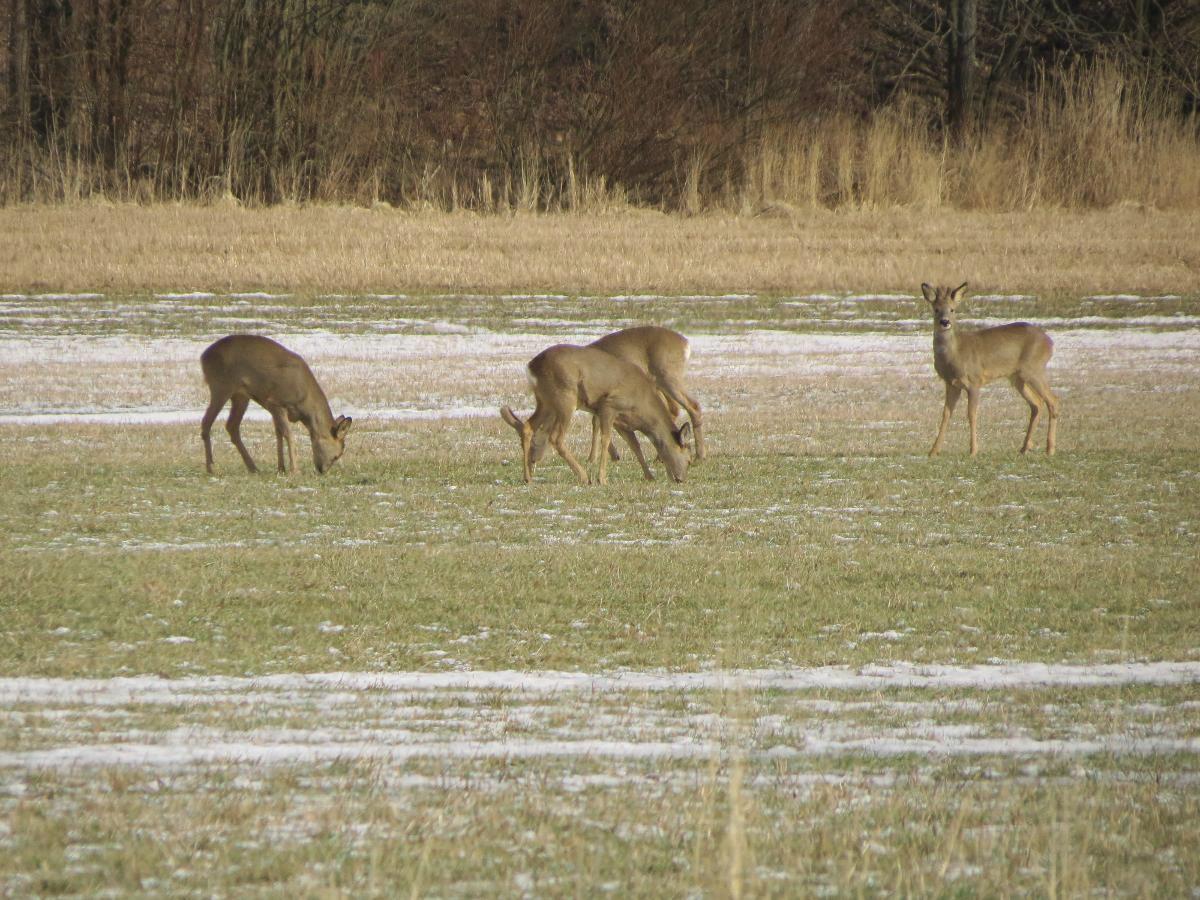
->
[[923, 283, 1059, 457], [200, 334, 352, 475], [587, 325, 705, 466], [500, 344, 692, 485]]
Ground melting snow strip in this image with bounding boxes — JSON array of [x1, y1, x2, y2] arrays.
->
[[4, 662, 1200, 704]]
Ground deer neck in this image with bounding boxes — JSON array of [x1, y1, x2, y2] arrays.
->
[[296, 388, 336, 438], [933, 324, 968, 378]]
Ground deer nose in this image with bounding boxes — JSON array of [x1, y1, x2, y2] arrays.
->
[[939, 318, 951, 327]]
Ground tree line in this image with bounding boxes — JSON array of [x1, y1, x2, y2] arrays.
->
[[3, 0, 1197, 207]]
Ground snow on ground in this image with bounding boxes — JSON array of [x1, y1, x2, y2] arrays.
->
[[2, 664, 1198, 772], [1, 326, 1197, 424]]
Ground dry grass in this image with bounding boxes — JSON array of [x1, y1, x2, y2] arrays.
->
[[740, 65, 1200, 214], [1, 203, 1197, 296]]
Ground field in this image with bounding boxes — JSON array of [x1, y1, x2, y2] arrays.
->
[[1, 208, 1199, 895]]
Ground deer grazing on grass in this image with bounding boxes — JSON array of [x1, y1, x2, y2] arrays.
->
[[923, 283, 1059, 457], [500, 343, 693, 485], [200, 334, 353, 475], [587, 325, 705, 466]]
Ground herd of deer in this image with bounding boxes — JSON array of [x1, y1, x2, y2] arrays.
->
[[200, 283, 1060, 480]]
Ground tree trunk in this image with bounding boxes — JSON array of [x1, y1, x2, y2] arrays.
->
[[946, 0, 976, 138]]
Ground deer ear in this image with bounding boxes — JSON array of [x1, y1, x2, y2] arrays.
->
[[951, 282, 968, 302], [921, 283, 936, 304], [333, 416, 352, 438], [676, 421, 694, 447]]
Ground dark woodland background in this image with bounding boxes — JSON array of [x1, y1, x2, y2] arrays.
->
[[3, 0, 1198, 207]]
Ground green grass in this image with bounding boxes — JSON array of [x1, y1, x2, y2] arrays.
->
[[1, 289, 1198, 896], [3, 434, 1197, 676]]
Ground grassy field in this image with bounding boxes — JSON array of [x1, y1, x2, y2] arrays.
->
[[2, 204, 1198, 295], [1, 215, 1198, 895]]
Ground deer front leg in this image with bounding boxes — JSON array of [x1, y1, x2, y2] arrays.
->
[[929, 384, 961, 457], [225, 395, 258, 473], [269, 407, 296, 473], [551, 431, 590, 484], [616, 426, 654, 480], [966, 387, 981, 456], [595, 409, 618, 485], [588, 414, 605, 465]]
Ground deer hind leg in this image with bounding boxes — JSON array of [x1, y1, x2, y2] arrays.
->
[[616, 425, 655, 480], [201, 389, 230, 474], [660, 380, 704, 460], [1028, 374, 1059, 455], [966, 387, 982, 456], [1013, 376, 1042, 454], [929, 383, 961, 457], [268, 406, 296, 473], [225, 394, 258, 473]]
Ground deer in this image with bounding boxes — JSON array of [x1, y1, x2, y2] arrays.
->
[[200, 334, 353, 475], [922, 282, 1059, 457], [587, 325, 705, 468], [499, 343, 693, 485]]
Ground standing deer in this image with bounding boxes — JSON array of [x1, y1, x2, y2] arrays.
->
[[923, 282, 1059, 457], [200, 334, 353, 475], [500, 344, 692, 485], [587, 325, 705, 466]]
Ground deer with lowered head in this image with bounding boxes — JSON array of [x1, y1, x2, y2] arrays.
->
[[587, 325, 705, 468], [200, 334, 352, 475], [500, 343, 692, 485], [923, 282, 1059, 457]]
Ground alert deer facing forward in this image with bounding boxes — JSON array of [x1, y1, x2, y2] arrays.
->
[[201, 334, 352, 475], [500, 344, 692, 485], [587, 326, 705, 464], [923, 283, 1059, 457]]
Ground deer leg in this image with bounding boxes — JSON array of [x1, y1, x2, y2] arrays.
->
[[550, 423, 590, 485], [225, 394, 258, 473], [201, 391, 229, 474], [661, 380, 705, 461], [269, 406, 295, 473], [595, 409, 618, 485], [929, 384, 961, 457], [517, 421, 535, 483], [1029, 375, 1059, 455], [966, 387, 982, 457], [1013, 377, 1041, 454], [617, 426, 654, 480], [588, 414, 605, 465]]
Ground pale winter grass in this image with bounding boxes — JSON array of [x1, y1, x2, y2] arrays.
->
[[1, 204, 1198, 296], [1, 292, 1198, 895], [1, 293, 1198, 676]]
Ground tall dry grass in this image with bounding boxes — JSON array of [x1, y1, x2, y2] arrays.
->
[[739, 61, 1200, 213], [3, 62, 1195, 214]]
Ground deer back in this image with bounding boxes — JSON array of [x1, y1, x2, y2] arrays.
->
[[951, 323, 1053, 384], [202, 335, 331, 421], [530, 344, 672, 428], [588, 325, 690, 385]]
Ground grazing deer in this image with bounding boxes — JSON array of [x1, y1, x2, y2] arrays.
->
[[587, 325, 705, 465], [200, 334, 352, 475], [500, 344, 692, 485], [923, 282, 1059, 457]]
